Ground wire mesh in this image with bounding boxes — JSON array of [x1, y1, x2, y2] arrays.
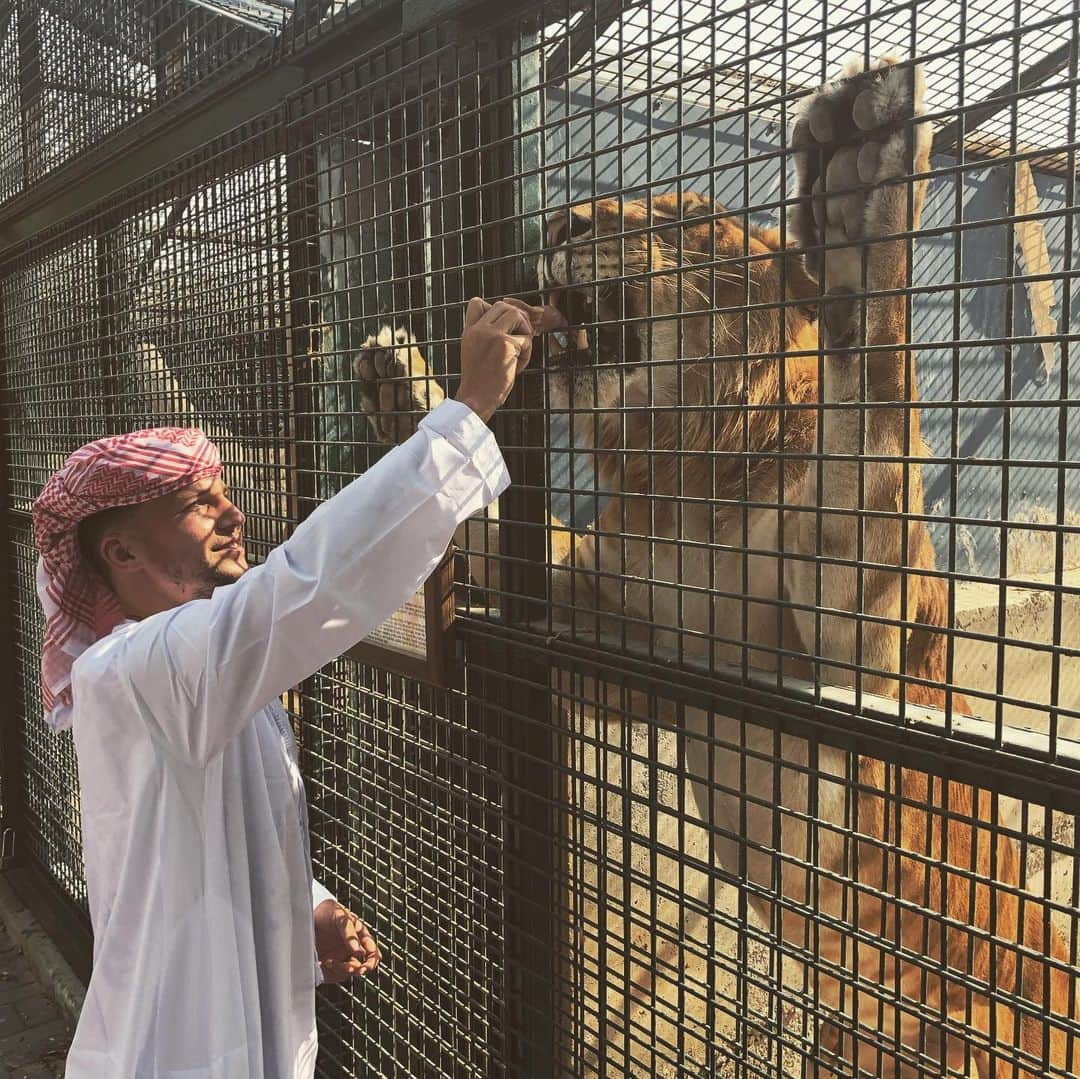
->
[[0, 0, 1079, 1076], [0, 0, 395, 205]]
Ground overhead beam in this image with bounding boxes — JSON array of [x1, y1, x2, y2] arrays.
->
[[0, 56, 302, 256], [0, 0, 580, 259], [931, 39, 1075, 157]]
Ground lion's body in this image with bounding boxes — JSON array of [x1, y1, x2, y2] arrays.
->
[[358, 57, 1078, 1079]]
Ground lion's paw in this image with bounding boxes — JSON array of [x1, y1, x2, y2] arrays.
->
[[354, 325, 445, 445], [791, 55, 931, 312]]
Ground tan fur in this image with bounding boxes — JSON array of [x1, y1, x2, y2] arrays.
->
[[358, 60, 1078, 1077], [536, 184, 1077, 1078]]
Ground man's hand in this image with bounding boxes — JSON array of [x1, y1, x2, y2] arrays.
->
[[314, 899, 382, 984], [455, 297, 563, 422]]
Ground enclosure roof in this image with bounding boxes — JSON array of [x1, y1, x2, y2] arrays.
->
[[573, 0, 1076, 164], [185, 0, 294, 32]]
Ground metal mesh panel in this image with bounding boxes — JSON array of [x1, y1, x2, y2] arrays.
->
[[0, 0, 394, 203], [286, 31, 533, 1072], [1, 0, 1079, 1077], [7, 514, 86, 908], [0, 119, 294, 936], [300, 663, 509, 1077]]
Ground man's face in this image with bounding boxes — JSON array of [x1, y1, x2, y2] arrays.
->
[[121, 475, 248, 607]]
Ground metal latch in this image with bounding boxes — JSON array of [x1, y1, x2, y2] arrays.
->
[[1, 827, 15, 866]]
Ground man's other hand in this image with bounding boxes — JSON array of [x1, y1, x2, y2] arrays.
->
[[314, 899, 382, 984]]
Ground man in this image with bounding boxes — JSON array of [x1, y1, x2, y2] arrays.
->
[[31, 299, 543, 1077]]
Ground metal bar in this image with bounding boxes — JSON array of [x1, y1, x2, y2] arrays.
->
[[16, 0, 43, 189], [932, 39, 1076, 157], [181, 0, 284, 33], [0, 62, 301, 257], [481, 18, 559, 1073], [542, 0, 624, 84], [456, 614, 1080, 816], [37, 0, 142, 62], [94, 225, 123, 429], [41, 79, 155, 106], [0, 287, 24, 873]]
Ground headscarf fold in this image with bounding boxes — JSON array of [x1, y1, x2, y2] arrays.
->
[[32, 428, 222, 731]]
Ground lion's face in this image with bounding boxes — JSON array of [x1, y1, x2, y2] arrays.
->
[[537, 194, 774, 413], [537, 198, 659, 411]]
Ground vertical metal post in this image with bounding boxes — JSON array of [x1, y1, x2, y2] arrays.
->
[[478, 18, 558, 1074], [16, 0, 42, 187], [0, 295, 24, 872], [95, 219, 125, 430], [284, 113, 322, 530]]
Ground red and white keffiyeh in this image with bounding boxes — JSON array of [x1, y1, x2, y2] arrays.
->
[[32, 428, 222, 731]]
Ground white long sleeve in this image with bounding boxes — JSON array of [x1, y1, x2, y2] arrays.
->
[[75, 399, 508, 766], [312, 877, 336, 910]]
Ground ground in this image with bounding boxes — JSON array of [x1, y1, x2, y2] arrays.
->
[[0, 922, 72, 1078]]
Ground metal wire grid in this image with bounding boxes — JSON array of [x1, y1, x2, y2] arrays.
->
[[1, 132, 294, 545], [299, 664, 512, 1077], [0, 0, 1078, 1076], [0, 0, 395, 205], [0, 116, 294, 909], [286, 30, 550, 1073], [6, 516, 87, 909], [462, 623, 1080, 1078], [0, 0, 260, 191], [297, 0, 1080, 1073], [507, 0, 1080, 739]]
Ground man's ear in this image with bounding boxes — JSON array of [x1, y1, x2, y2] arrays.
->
[[99, 534, 141, 576]]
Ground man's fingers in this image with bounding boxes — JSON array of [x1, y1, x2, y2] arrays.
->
[[534, 304, 568, 332], [509, 334, 533, 373], [480, 300, 534, 337], [465, 296, 491, 327], [503, 299, 568, 334], [340, 917, 363, 955], [354, 922, 378, 955], [469, 295, 565, 335], [321, 947, 380, 982]]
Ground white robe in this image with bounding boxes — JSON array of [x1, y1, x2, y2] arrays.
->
[[58, 401, 509, 1078]]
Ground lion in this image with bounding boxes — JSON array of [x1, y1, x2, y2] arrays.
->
[[354, 57, 1078, 1078]]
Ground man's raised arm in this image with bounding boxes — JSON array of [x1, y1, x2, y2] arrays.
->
[[95, 300, 536, 765]]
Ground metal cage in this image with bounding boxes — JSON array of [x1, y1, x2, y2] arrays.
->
[[1, 1, 1079, 1076]]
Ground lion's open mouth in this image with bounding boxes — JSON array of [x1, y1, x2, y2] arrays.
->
[[544, 284, 641, 372]]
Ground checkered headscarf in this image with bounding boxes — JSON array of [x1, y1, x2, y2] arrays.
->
[[31, 428, 221, 731]]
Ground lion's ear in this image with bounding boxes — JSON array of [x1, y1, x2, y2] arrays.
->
[[678, 193, 716, 219]]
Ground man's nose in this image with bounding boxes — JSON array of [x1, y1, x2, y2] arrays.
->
[[221, 501, 245, 532]]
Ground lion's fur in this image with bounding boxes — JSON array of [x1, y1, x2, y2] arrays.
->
[[537, 178, 1078, 1075], [361, 66, 1078, 1078]]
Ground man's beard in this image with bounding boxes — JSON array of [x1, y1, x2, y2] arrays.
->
[[207, 565, 243, 588], [167, 559, 245, 600], [203, 561, 246, 593]]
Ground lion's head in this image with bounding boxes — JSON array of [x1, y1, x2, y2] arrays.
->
[[538, 193, 819, 414]]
